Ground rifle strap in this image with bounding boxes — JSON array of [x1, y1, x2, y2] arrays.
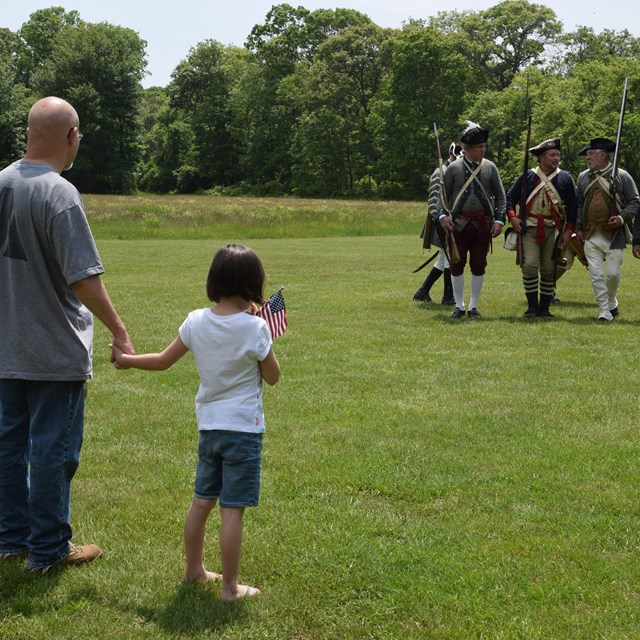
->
[[526, 168, 565, 240], [450, 159, 485, 214], [529, 167, 563, 213], [584, 165, 622, 212]]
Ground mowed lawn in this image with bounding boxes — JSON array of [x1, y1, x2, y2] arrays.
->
[[2, 197, 640, 639]]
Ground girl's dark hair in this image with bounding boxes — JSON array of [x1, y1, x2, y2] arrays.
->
[[206, 244, 265, 304]]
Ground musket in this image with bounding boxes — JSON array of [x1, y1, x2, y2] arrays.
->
[[516, 80, 532, 266], [433, 123, 460, 264], [610, 77, 629, 219]]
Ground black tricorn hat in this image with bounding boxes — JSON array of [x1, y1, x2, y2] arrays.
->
[[460, 121, 489, 144], [578, 137, 616, 155], [529, 137, 561, 156]]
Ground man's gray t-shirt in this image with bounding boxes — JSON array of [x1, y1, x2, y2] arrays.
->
[[0, 161, 104, 380]]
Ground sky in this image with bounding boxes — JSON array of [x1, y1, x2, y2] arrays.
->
[[3, 0, 638, 88]]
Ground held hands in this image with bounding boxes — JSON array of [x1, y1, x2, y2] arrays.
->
[[109, 332, 134, 369], [108, 341, 131, 369]]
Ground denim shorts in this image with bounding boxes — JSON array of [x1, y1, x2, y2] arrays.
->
[[194, 430, 263, 507]]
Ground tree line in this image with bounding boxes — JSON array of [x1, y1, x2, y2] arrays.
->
[[1, 3, 639, 198]]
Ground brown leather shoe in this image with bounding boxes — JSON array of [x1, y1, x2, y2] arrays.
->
[[60, 544, 102, 567]]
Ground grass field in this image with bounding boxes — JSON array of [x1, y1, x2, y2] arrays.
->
[[2, 196, 640, 639]]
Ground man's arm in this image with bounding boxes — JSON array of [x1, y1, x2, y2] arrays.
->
[[428, 171, 443, 221], [626, 173, 640, 258], [71, 274, 134, 357], [620, 170, 640, 224], [575, 174, 586, 243], [505, 175, 524, 233], [562, 173, 578, 227], [491, 164, 507, 224], [439, 163, 455, 231]]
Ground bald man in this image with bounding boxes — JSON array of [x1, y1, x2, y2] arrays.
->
[[0, 97, 134, 573]]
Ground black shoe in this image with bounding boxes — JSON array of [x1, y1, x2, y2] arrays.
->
[[450, 308, 465, 318], [551, 295, 560, 304], [467, 308, 481, 318], [524, 306, 538, 317], [537, 309, 554, 318], [413, 289, 432, 302], [610, 306, 619, 318], [441, 295, 456, 306]]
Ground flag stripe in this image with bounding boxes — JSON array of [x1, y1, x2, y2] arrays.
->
[[258, 289, 288, 338]]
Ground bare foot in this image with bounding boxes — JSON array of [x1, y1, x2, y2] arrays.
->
[[183, 570, 222, 582], [220, 584, 261, 603]]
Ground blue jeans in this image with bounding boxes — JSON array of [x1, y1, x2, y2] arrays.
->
[[0, 379, 84, 569]]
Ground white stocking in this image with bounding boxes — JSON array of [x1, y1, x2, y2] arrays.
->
[[469, 274, 484, 310]]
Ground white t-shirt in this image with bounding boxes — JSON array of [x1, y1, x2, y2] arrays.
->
[[178, 308, 272, 433]]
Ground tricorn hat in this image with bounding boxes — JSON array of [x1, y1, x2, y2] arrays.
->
[[460, 120, 489, 145], [578, 137, 616, 155], [529, 137, 561, 156]]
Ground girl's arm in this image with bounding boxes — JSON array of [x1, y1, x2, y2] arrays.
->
[[259, 348, 281, 385], [110, 336, 189, 371]]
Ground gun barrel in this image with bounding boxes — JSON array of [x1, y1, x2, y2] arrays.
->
[[612, 77, 629, 180], [433, 123, 442, 162]]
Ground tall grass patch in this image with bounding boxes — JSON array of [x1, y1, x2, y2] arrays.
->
[[83, 194, 425, 240]]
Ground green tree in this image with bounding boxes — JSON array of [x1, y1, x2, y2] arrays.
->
[[290, 23, 392, 196], [138, 86, 183, 192], [558, 60, 640, 180], [246, 4, 369, 71], [32, 21, 147, 193], [289, 77, 351, 196], [246, 3, 311, 78], [139, 103, 196, 192], [0, 28, 18, 66], [463, 60, 640, 186], [431, 0, 561, 90], [374, 24, 471, 197], [555, 27, 640, 74], [244, 4, 372, 190], [0, 61, 27, 167], [14, 7, 80, 86], [168, 41, 256, 191]]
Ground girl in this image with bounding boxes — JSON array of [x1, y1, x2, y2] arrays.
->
[[111, 244, 280, 602]]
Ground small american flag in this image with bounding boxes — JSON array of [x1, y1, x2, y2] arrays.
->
[[258, 288, 288, 338]]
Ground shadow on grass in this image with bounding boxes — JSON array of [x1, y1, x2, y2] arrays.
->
[[431, 314, 638, 326], [0, 559, 62, 617], [136, 581, 248, 636]]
